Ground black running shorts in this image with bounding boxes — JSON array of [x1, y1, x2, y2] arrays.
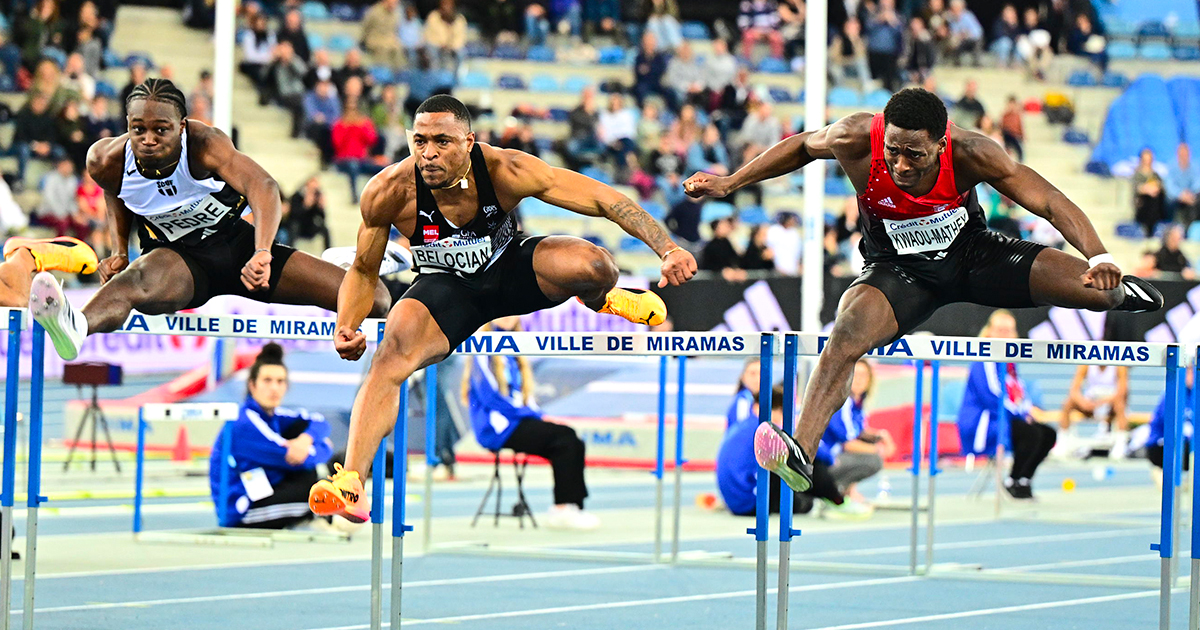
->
[[402, 235, 564, 350], [141, 219, 296, 309], [850, 229, 1046, 342]]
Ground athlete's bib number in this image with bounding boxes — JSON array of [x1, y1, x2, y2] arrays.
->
[[883, 206, 969, 255], [144, 194, 232, 241], [412, 236, 493, 274]]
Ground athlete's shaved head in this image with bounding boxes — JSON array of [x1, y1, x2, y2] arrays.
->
[[883, 88, 947, 140], [127, 78, 187, 120], [415, 95, 471, 132]]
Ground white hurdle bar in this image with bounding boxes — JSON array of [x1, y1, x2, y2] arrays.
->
[[0, 307, 1193, 630]]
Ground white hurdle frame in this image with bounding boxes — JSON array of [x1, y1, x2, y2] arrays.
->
[[0, 307, 1194, 629]]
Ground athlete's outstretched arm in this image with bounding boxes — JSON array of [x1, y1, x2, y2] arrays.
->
[[86, 140, 135, 282], [192, 123, 283, 292], [335, 174, 393, 361], [506, 151, 697, 286], [967, 135, 1121, 290]]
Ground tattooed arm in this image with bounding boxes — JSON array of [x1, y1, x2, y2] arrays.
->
[[502, 148, 698, 286]]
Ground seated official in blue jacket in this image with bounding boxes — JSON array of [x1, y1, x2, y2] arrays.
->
[[955, 310, 1056, 500], [210, 343, 334, 528], [819, 359, 892, 506], [1147, 363, 1194, 484], [462, 317, 598, 530]]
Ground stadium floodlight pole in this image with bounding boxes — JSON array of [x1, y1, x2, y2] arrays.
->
[[801, 0, 828, 335], [213, 0, 235, 135]]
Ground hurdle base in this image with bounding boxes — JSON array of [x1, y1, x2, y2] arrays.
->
[[135, 527, 351, 547]]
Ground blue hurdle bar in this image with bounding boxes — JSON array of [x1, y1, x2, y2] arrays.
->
[[752, 333, 773, 630], [653, 356, 667, 563], [370, 436, 387, 630], [422, 364, 438, 552], [22, 324, 45, 630], [909, 360, 925, 576], [391, 380, 412, 630], [1157, 346, 1181, 630], [670, 355, 687, 563], [1191, 357, 1200, 630], [776, 334, 800, 630], [1, 310, 22, 630], [926, 361, 941, 572], [995, 365, 1012, 519]]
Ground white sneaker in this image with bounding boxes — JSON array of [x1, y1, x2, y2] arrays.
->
[[544, 504, 600, 530], [1109, 430, 1129, 461], [29, 272, 87, 360], [321, 242, 413, 275], [821, 499, 874, 520]]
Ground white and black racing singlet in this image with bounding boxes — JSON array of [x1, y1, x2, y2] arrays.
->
[[856, 114, 987, 262], [119, 128, 248, 247], [410, 144, 517, 276]]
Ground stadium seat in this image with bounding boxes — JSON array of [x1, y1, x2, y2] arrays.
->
[[497, 74, 527, 90], [598, 46, 626, 65], [824, 177, 852, 197], [529, 74, 560, 92], [1066, 69, 1097, 86], [1175, 21, 1200, 39], [370, 66, 394, 84], [1107, 40, 1137, 60], [534, 137, 554, 154], [1138, 21, 1170, 41], [1104, 17, 1137, 39], [95, 81, 117, 99], [1115, 222, 1142, 239], [527, 45, 556, 62], [329, 3, 362, 21], [681, 21, 711, 40], [701, 201, 736, 223], [739, 205, 768, 225], [460, 71, 491, 90], [757, 57, 790, 74], [0, 75, 14, 93], [306, 32, 324, 51], [768, 86, 793, 103], [619, 236, 644, 252], [493, 45, 524, 60], [1101, 71, 1130, 88], [102, 49, 122, 69], [1175, 45, 1200, 61], [641, 201, 666, 220], [1188, 222, 1200, 242], [1140, 42, 1172, 60], [563, 76, 592, 93], [1085, 160, 1111, 177], [326, 34, 355, 54], [301, 1, 330, 21], [828, 86, 861, 107], [1062, 128, 1089, 144], [464, 41, 490, 58], [123, 51, 154, 68], [581, 166, 612, 184], [863, 88, 891, 109], [548, 107, 570, 122], [583, 234, 608, 249]]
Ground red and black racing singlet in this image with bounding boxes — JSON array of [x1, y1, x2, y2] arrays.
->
[[856, 113, 985, 261]]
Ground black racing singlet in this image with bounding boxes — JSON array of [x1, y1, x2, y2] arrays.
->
[[410, 144, 517, 276]]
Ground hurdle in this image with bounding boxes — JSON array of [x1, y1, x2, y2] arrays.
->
[[0, 311, 1195, 629]]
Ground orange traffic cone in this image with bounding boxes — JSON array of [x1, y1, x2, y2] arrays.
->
[[171, 426, 191, 462]]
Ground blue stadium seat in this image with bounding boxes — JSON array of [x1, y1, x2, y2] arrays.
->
[[527, 45, 556, 62], [519, 197, 560, 217], [464, 41, 491, 58], [581, 166, 612, 184], [681, 21, 711, 40], [583, 234, 608, 249], [1115, 223, 1142, 239], [828, 86, 861, 107], [548, 107, 570, 122], [329, 3, 362, 21], [863, 88, 891, 109], [1101, 71, 1130, 88], [529, 74, 560, 92], [493, 45, 524, 60], [563, 76, 592, 93], [497, 74, 527, 90], [757, 57, 790, 74], [102, 49, 122, 69], [701, 201, 736, 223], [457, 70, 491, 89], [1175, 21, 1200, 39], [1138, 21, 1170, 41], [619, 236, 644, 252], [739, 205, 768, 225], [1176, 45, 1200, 61], [1104, 17, 1137, 39], [370, 66, 394, 84], [1107, 40, 1137, 60], [768, 86, 793, 103], [1140, 42, 1173, 60], [306, 32, 324, 51], [824, 178, 852, 197], [598, 46, 626, 65], [123, 52, 154, 68], [641, 201, 666, 220], [301, 1, 330, 21], [0, 75, 15, 93], [1062, 127, 1089, 144], [326, 34, 355, 54], [534, 137, 554, 154], [1067, 69, 1098, 86], [95, 81, 117, 99], [1188, 222, 1200, 242]]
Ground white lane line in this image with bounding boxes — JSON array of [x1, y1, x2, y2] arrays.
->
[[301, 576, 922, 630], [14, 565, 667, 615], [798, 527, 1156, 560], [997, 551, 1189, 572], [805, 589, 1172, 630]]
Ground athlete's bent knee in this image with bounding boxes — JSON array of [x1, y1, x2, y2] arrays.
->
[[578, 247, 619, 290], [369, 282, 392, 317]]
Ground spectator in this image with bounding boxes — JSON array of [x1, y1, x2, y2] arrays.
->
[[481, 0, 523, 45], [399, 3, 425, 58], [35, 157, 79, 236], [562, 86, 602, 169], [952, 79, 985, 128], [334, 48, 373, 102], [1153, 225, 1195, 280], [549, 0, 582, 37], [778, 0, 806, 61], [1066, 13, 1106, 72], [276, 8, 312, 64], [61, 53, 95, 102], [737, 101, 782, 164], [648, 133, 684, 199], [370, 84, 406, 161], [919, 0, 949, 46], [209, 344, 334, 529], [498, 117, 539, 156], [738, 0, 783, 59], [636, 101, 665, 154], [831, 16, 870, 92], [239, 13, 276, 100], [901, 16, 937, 85], [865, 0, 903, 92], [727, 359, 760, 430], [632, 31, 672, 110], [31, 58, 72, 114], [85, 94, 118, 141], [264, 41, 308, 137], [990, 4, 1021, 67], [305, 48, 335, 89], [71, 2, 103, 77], [189, 69, 214, 118], [522, 3, 549, 47], [1147, 366, 1193, 489], [835, 197, 860, 243], [464, 317, 599, 530], [663, 102, 701, 156], [1025, 214, 1065, 249], [820, 360, 893, 506], [823, 225, 850, 276], [10, 91, 61, 184], [766, 211, 801, 275], [287, 176, 331, 250], [741, 223, 775, 271], [663, 41, 705, 109], [402, 49, 447, 117], [75, 168, 106, 254], [362, 0, 403, 68], [665, 196, 702, 246], [1016, 7, 1052, 80], [700, 216, 745, 280], [687, 123, 730, 176], [597, 92, 637, 168], [331, 98, 380, 203], [999, 95, 1024, 160], [945, 0, 983, 66], [1167, 143, 1200, 232], [15, 0, 66, 71], [705, 38, 738, 97], [118, 62, 148, 121], [1132, 248, 1158, 278], [1134, 148, 1166, 237], [56, 98, 88, 171], [956, 309, 1056, 500], [1056, 362, 1129, 460], [424, 0, 467, 72], [642, 0, 682, 51], [304, 79, 341, 165]]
